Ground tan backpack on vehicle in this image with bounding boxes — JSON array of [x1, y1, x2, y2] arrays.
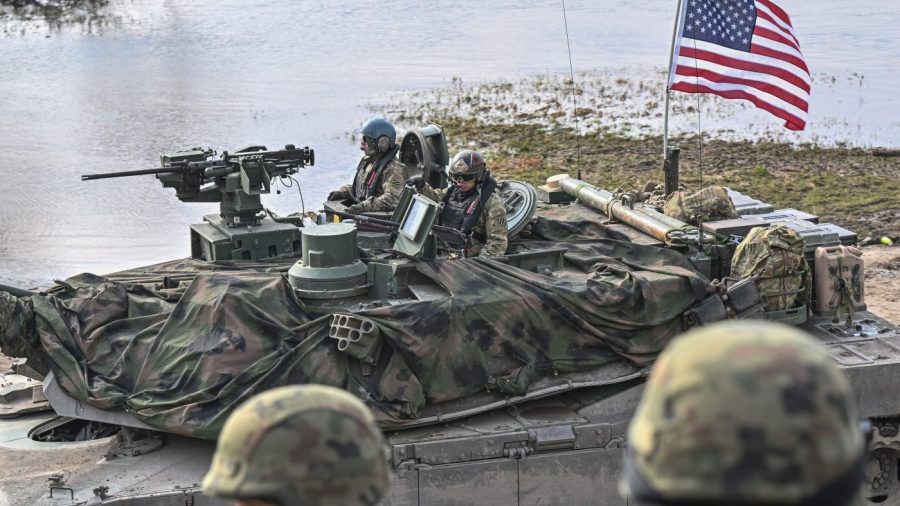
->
[[731, 224, 810, 311], [663, 185, 740, 224]]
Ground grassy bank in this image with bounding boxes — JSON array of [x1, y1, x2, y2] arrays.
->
[[386, 75, 899, 239]]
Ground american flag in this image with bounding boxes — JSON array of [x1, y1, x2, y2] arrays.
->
[[669, 0, 811, 130]]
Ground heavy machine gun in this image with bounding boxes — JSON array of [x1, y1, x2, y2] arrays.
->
[[82, 144, 315, 227], [82, 144, 315, 261]]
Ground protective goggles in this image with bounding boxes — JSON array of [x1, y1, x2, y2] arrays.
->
[[450, 173, 477, 182]]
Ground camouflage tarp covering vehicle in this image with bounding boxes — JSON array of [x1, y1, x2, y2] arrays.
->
[[0, 228, 712, 439]]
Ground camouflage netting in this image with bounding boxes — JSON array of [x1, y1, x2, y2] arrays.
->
[[0, 217, 715, 439]]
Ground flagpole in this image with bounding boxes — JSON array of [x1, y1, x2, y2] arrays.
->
[[664, 0, 687, 158]]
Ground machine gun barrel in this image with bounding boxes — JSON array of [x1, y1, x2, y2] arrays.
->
[[81, 166, 184, 181], [329, 210, 467, 245], [81, 145, 313, 182], [329, 210, 401, 229]]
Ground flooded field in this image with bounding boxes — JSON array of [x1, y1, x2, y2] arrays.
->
[[0, 0, 898, 288]]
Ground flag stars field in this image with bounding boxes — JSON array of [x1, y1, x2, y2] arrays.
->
[[670, 0, 811, 131]]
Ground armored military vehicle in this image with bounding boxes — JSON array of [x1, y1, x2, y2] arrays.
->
[[0, 128, 898, 505]]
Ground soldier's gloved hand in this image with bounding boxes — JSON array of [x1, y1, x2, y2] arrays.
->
[[327, 190, 350, 201], [405, 176, 425, 190], [347, 204, 365, 215]]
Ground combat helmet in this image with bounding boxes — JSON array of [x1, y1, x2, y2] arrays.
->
[[361, 118, 397, 155], [202, 384, 390, 506], [621, 321, 867, 506], [449, 150, 487, 182]]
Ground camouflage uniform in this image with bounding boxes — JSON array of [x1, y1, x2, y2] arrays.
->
[[334, 156, 409, 212], [419, 183, 508, 257], [409, 149, 508, 257], [202, 384, 390, 506], [621, 321, 867, 506]]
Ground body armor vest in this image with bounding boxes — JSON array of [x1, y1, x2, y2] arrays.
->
[[349, 144, 401, 203], [439, 172, 497, 245], [441, 190, 479, 231]]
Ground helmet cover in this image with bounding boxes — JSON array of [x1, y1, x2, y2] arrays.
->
[[622, 321, 865, 505], [202, 384, 390, 506]]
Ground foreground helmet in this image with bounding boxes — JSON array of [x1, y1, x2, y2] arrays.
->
[[203, 385, 390, 506], [448, 150, 487, 181], [361, 118, 396, 154], [622, 321, 866, 506]]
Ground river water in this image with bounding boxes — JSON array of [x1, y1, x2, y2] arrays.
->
[[1, 0, 897, 288]]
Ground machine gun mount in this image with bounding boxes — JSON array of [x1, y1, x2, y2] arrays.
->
[[82, 144, 315, 227], [82, 144, 315, 261]]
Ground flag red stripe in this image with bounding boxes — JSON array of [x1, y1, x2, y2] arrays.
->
[[750, 39, 809, 74], [755, 10, 800, 48], [755, 2, 800, 47], [674, 65, 808, 111], [756, 0, 792, 27], [754, 24, 801, 54], [671, 81, 806, 130], [679, 45, 810, 93]]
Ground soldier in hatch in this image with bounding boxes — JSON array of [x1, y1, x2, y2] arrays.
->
[[405, 150, 508, 258], [327, 118, 409, 215], [202, 384, 390, 506], [619, 321, 869, 506]]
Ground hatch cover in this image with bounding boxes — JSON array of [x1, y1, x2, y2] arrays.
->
[[499, 180, 537, 238]]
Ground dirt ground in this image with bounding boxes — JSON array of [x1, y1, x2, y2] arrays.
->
[[0, 444, 110, 504], [862, 244, 900, 324]]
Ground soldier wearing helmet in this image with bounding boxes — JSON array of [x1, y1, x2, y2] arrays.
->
[[405, 150, 508, 257], [327, 118, 409, 215], [202, 384, 390, 506], [620, 321, 869, 506]]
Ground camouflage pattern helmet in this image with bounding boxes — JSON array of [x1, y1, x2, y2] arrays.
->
[[202, 384, 390, 506], [449, 150, 487, 181], [361, 118, 396, 154], [621, 321, 866, 506]]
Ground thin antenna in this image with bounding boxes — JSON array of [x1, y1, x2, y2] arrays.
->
[[691, 37, 705, 250], [561, 0, 582, 180]]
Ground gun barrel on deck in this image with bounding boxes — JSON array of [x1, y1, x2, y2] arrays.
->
[[558, 176, 701, 245], [81, 166, 184, 181]]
